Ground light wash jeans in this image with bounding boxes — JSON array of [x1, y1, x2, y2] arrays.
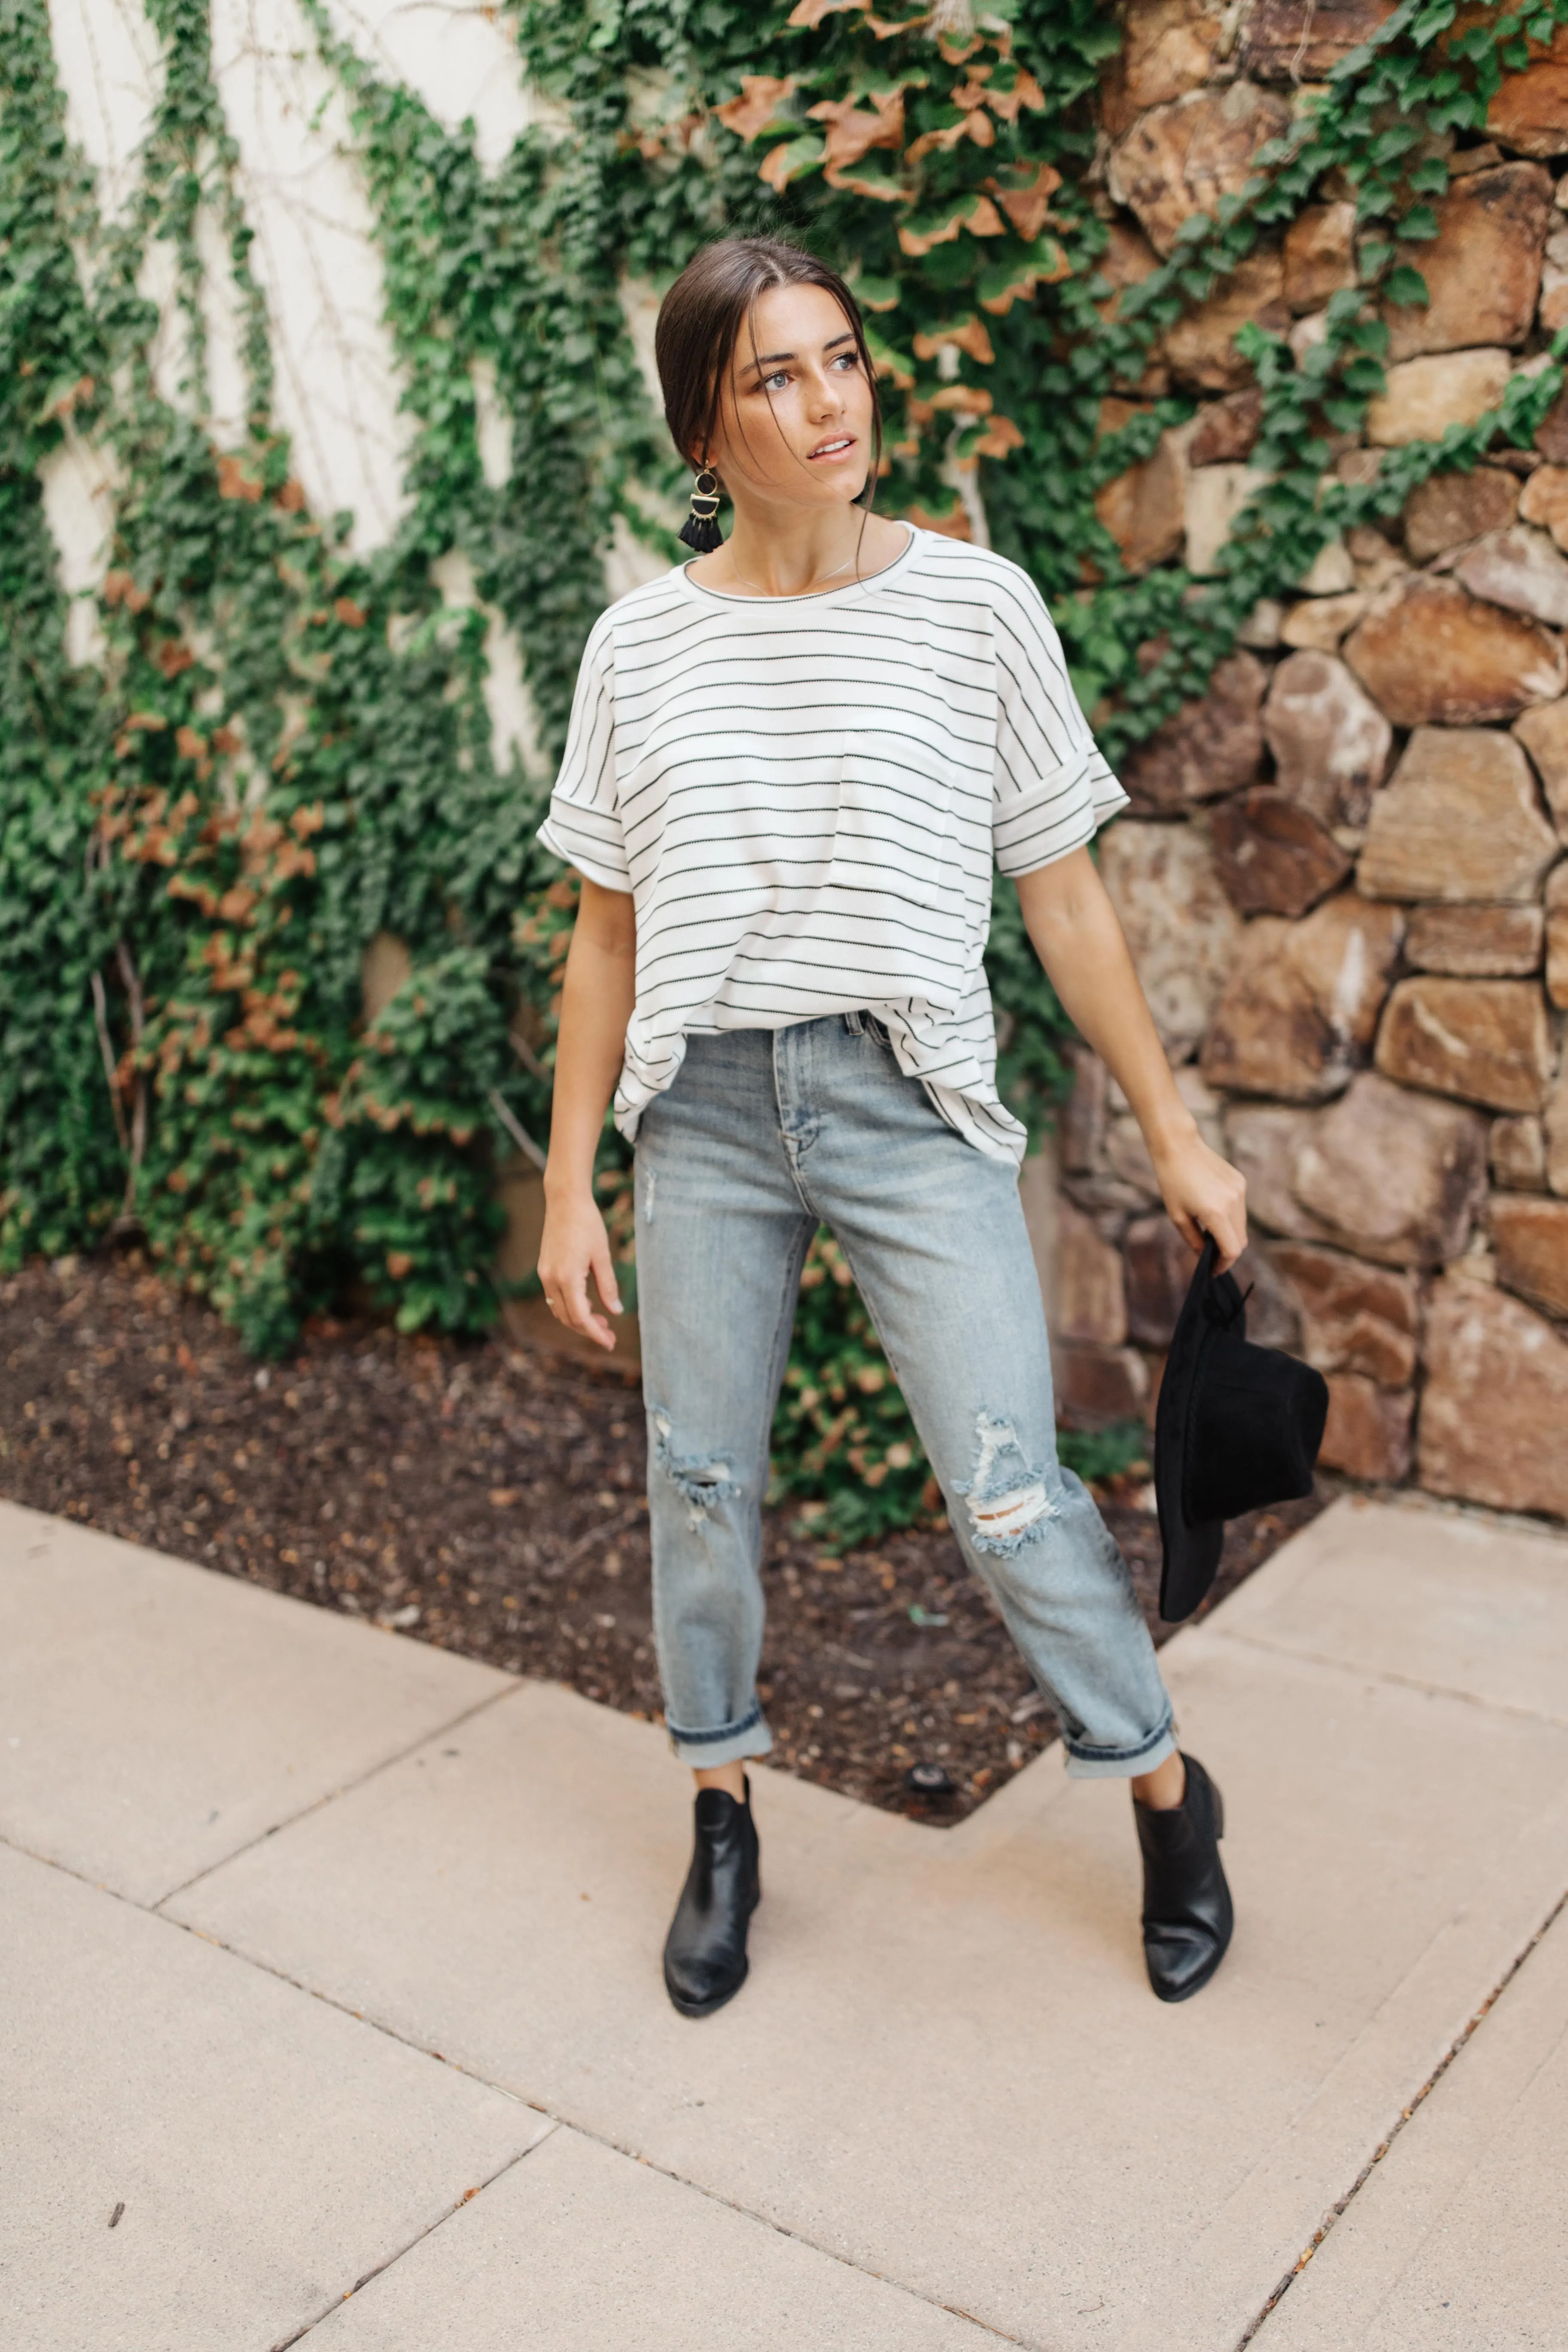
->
[[633, 1015, 1176, 1779]]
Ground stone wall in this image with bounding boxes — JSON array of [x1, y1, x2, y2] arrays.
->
[[1056, 0, 1568, 1524]]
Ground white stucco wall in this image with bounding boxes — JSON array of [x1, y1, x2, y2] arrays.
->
[[41, 0, 669, 773]]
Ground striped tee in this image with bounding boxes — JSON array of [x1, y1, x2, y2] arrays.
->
[[537, 525, 1127, 1165]]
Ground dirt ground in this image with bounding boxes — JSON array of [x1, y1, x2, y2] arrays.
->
[[0, 1251, 1324, 1823]]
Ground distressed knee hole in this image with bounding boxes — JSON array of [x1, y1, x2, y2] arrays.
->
[[953, 1410, 1057, 1556], [971, 1481, 1051, 1541], [652, 1409, 741, 1524]]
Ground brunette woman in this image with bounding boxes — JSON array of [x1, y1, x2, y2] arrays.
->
[[536, 237, 1247, 2017]]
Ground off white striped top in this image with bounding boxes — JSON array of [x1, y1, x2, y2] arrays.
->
[[537, 526, 1127, 1165]]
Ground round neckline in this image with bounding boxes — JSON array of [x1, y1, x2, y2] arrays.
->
[[678, 522, 919, 607]]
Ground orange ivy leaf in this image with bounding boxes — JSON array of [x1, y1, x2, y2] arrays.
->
[[976, 240, 1070, 315], [913, 316, 995, 365], [903, 120, 968, 164], [216, 452, 265, 503], [930, 383, 993, 414], [807, 88, 904, 168], [898, 213, 961, 258], [715, 75, 798, 140], [905, 500, 973, 540], [897, 193, 1004, 256], [826, 161, 905, 200], [786, 0, 865, 24], [759, 134, 825, 192], [968, 413, 1026, 458], [986, 162, 1063, 243], [167, 874, 220, 916], [986, 67, 1045, 120]]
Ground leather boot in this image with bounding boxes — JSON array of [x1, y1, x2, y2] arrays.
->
[[1135, 1752, 1233, 2003], [663, 1781, 761, 2019]]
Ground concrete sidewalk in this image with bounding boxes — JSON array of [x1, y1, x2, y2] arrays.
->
[[3, 1491, 1566, 2351]]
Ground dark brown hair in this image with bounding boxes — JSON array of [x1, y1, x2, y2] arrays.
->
[[654, 236, 882, 493]]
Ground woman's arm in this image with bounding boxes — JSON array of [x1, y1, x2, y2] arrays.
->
[[1014, 846, 1248, 1270], [537, 878, 638, 1349]]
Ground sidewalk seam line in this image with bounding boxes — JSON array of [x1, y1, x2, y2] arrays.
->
[[1231, 1879, 1568, 2350], [267, 2128, 559, 2351], [276, 2110, 1029, 2350], [513, 2118, 1035, 2347], [1207, 1626, 1568, 1728], [148, 1679, 524, 1910]]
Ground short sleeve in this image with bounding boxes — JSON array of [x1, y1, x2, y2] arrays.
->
[[535, 615, 632, 892], [991, 571, 1129, 878]]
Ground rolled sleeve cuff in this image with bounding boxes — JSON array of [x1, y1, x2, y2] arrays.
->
[[536, 817, 632, 894], [994, 755, 1129, 881]]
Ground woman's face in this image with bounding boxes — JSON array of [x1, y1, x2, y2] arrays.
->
[[703, 281, 875, 512]]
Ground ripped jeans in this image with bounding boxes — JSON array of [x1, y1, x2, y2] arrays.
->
[[633, 1016, 1176, 1779]]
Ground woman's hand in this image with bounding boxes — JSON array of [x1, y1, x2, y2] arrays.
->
[[1149, 1125, 1248, 1272], [537, 1189, 623, 1351]]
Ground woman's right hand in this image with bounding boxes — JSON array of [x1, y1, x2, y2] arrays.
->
[[537, 1190, 623, 1351]]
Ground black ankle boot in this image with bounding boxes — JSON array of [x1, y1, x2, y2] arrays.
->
[[663, 1781, 761, 2019], [1135, 1753, 1233, 2003]]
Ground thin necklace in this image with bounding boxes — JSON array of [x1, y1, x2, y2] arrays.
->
[[725, 548, 858, 596]]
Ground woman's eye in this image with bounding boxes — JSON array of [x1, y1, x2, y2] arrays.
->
[[831, 351, 859, 371], [762, 369, 790, 392]]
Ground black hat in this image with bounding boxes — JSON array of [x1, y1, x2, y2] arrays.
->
[[1154, 1234, 1329, 1625]]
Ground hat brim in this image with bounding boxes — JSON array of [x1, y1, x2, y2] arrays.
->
[[1154, 1234, 1227, 1624]]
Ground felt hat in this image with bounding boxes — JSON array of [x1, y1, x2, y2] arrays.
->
[[1154, 1234, 1328, 1625]]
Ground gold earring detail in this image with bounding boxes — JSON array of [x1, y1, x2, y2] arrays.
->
[[679, 467, 723, 554]]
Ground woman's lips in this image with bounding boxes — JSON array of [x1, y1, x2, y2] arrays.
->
[[807, 435, 856, 460]]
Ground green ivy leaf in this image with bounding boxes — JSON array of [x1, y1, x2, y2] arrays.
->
[[1384, 263, 1431, 307]]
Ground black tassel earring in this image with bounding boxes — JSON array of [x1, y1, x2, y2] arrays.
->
[[679, 467, 723, 554]]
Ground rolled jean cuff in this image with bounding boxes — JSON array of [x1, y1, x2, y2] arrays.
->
[[665, 1698, 774, 1771], [1062, 1712, 1177, 1780]]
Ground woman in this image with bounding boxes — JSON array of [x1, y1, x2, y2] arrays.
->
[[536, 237, 1247, 2018]]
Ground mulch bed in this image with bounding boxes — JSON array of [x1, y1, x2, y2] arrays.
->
[[0, 1251, 1324, 1823]]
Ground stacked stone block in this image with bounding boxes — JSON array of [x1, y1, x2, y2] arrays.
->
[[1055, 2, 1568, 1525]]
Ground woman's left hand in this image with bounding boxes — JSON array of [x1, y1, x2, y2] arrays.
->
[[1149, 1127, 1248, 1272]]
